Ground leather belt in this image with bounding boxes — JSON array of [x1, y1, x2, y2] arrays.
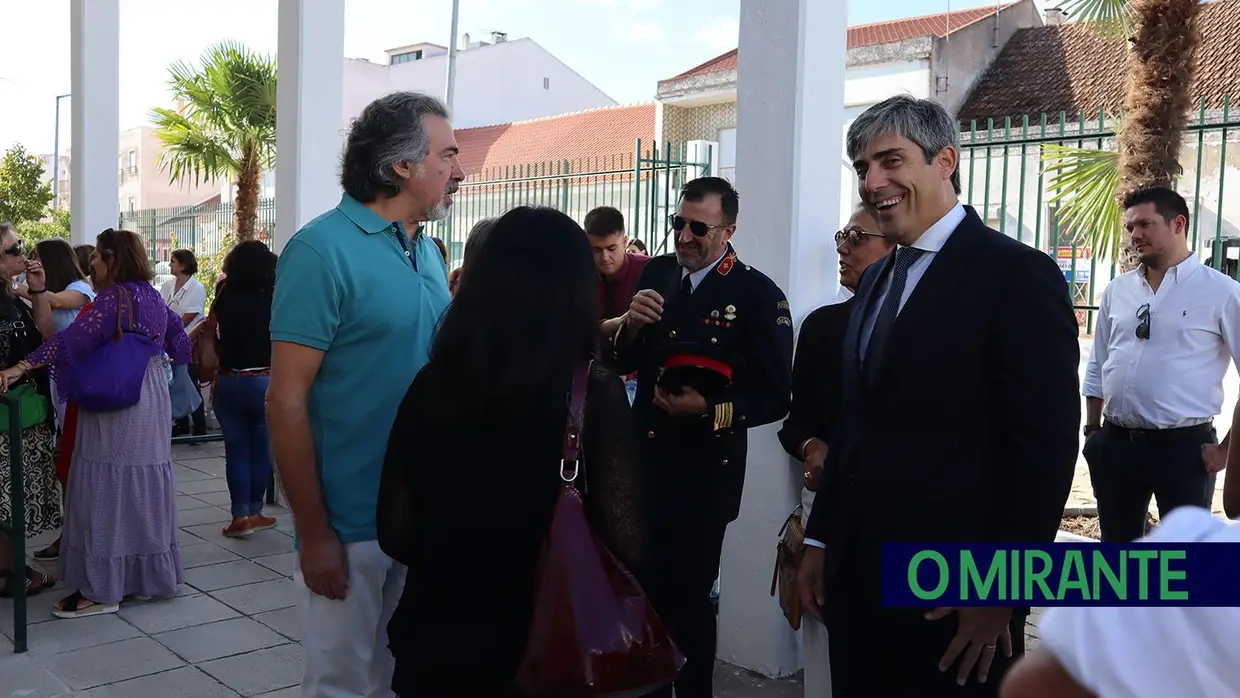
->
[[1102, 421, 1212, 443]]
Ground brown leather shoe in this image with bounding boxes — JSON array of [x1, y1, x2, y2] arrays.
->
[[247, 515, 277, 532], [222, 518, 254, 538]]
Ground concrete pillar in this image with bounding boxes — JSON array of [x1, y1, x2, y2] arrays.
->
[[719, 0, 849, 683], [69, 0, 120, 247], [274, 0, 345, 254]]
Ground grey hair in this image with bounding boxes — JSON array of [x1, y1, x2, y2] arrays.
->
[[340, 91, 450, 203], [846, 95, 962, 195]]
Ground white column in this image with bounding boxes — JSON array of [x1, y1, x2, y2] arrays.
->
[[274, 0, 345, 254], [69, 0, 120, 247], [719, 0, 849, 683]]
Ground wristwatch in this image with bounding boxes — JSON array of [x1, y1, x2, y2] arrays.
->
[[1083, 425, 1101, 437]]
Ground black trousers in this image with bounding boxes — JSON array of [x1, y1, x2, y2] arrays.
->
[[824, 557, 1024, 698], [174, 363, 207, 434], [640, 517, 728, 698], [1084, 422, 1217, 542]]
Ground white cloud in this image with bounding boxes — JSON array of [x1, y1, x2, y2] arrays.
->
[[692, 17, 739, 55], [621, 21, 670, 46]]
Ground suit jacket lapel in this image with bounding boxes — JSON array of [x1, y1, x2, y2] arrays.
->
[[870, 208, 982, 386], [841, 255, 889, 405]]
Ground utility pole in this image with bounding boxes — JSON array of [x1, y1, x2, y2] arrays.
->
[[52, 93, 70, 211], [445, 0, 460, 111]]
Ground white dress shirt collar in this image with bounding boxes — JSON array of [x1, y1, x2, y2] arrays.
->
[[900, 201, 966, 254], [681, 246, 730, 291]]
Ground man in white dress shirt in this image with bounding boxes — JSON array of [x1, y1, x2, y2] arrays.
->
[[1001, 507, 1240, 698], [1082, 186, 1240, 542]]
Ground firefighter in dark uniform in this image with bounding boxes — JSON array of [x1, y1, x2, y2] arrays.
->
[[612, 177, 794, 698]]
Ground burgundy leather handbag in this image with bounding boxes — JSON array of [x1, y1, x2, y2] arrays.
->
[[514, 360, 685, 698]]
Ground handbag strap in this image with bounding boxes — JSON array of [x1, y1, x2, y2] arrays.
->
[[559, 359, 591, 483]]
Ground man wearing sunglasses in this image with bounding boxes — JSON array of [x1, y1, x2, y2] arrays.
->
[[1083, 186, 1240, 544], [611, 176, 793, 698]]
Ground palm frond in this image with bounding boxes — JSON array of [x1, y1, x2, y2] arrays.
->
[[1058, 0, 1134, 42], [150, 40, 277, 187], [1041, 143, 1124, 262]]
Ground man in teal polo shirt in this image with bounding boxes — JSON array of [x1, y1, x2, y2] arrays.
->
[[268, 91, 463, 698]]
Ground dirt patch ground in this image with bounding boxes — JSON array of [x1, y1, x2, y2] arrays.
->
[[1060, 512, 1159, 540]]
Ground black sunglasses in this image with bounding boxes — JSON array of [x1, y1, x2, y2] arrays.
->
[[834, 227, 885, 247], [2, 240, 22, 257], [1136, 303, 1151, 340], [669, 214, 729, 238]]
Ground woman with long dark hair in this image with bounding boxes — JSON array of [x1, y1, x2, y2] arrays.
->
[[377, 206, 647, 696], [209, 241, 278, 537]]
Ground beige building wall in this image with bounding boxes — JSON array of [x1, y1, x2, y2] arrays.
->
[[661, 101, 737, 145], [116, 126, 220, 214]]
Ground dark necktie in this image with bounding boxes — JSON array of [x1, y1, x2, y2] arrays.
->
[[865, 247, 925, 374], [678, 274, 693, 301]]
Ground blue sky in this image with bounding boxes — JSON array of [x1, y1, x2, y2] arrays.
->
[[0, 0, 1011, 155]]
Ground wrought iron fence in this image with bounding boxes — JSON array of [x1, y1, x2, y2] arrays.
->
[[956, 97, 1240, 333], [423, 140, 712, 265], [119, 141, 710, 275], [119, 199, 277, 270]]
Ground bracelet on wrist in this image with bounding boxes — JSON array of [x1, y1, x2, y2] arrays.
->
[[27, 288, 45, 295]]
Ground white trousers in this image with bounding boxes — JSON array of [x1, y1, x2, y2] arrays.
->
[[297, 540, 407, 698], [801, 487, 832, 697]]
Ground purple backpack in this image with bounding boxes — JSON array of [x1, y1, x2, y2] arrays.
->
[[66, 288, 161, 411]]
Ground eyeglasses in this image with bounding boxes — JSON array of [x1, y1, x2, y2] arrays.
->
[[669, 214, 729, 238], [834, 227, 885, 247], [2, 240, 23, 257], [1135, 303, 1151, 340]]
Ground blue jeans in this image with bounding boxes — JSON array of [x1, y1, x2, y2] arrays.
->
[[213, 374, 272, 517]]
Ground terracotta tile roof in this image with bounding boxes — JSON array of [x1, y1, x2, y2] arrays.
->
[[454, 104, 656, 178], [661, 4, 1016, 84], [958, 0, 1240, 123]]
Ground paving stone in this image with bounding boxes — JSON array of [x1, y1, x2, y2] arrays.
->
[[118, 594, 239, 635], [178, 507, 233, 528], [181, 543, 243, 569], [173, 466, 217, 483], [178, 494, 215, 511], [154, 617, 288, 664], [210, 578, 297, 616], [0, 584, 67, 631], [180, 528, 205, 547], [79, 666, 240, 698], [254, 689, 300, 698], [199, 642, 303, 697], [252, 606, 301, 642], [178, 478, 230, 496], [253, 552, 297, 577], [184, 560, 282, 592], [24, 613, 142, 656], [194, 490, 235, 508], [49, 636, 185, 690], [211, 531, 295, 559], [0, 652, 69, 697]]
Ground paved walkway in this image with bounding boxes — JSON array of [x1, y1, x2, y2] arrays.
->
[[0, 443, 814, 697], [1, 442, 303, 697]]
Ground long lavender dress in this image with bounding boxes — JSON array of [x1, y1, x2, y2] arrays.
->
[[27, 281, 191, 603]]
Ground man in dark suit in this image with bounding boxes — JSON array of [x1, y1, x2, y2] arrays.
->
[[795, 95, 1080, 697], [612, 176, 794, 698]]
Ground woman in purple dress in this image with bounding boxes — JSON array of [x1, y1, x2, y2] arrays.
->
[[0, 229, 191, 619]]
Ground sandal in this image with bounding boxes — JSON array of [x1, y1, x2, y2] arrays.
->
[[51, 591, 119, 619], [34, 539, 60, 562], [0, 568, 57, 598]]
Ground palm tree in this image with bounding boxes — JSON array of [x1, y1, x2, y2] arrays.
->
[[150, 41, 277, 242], [1040, 0, 1202, 268]]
